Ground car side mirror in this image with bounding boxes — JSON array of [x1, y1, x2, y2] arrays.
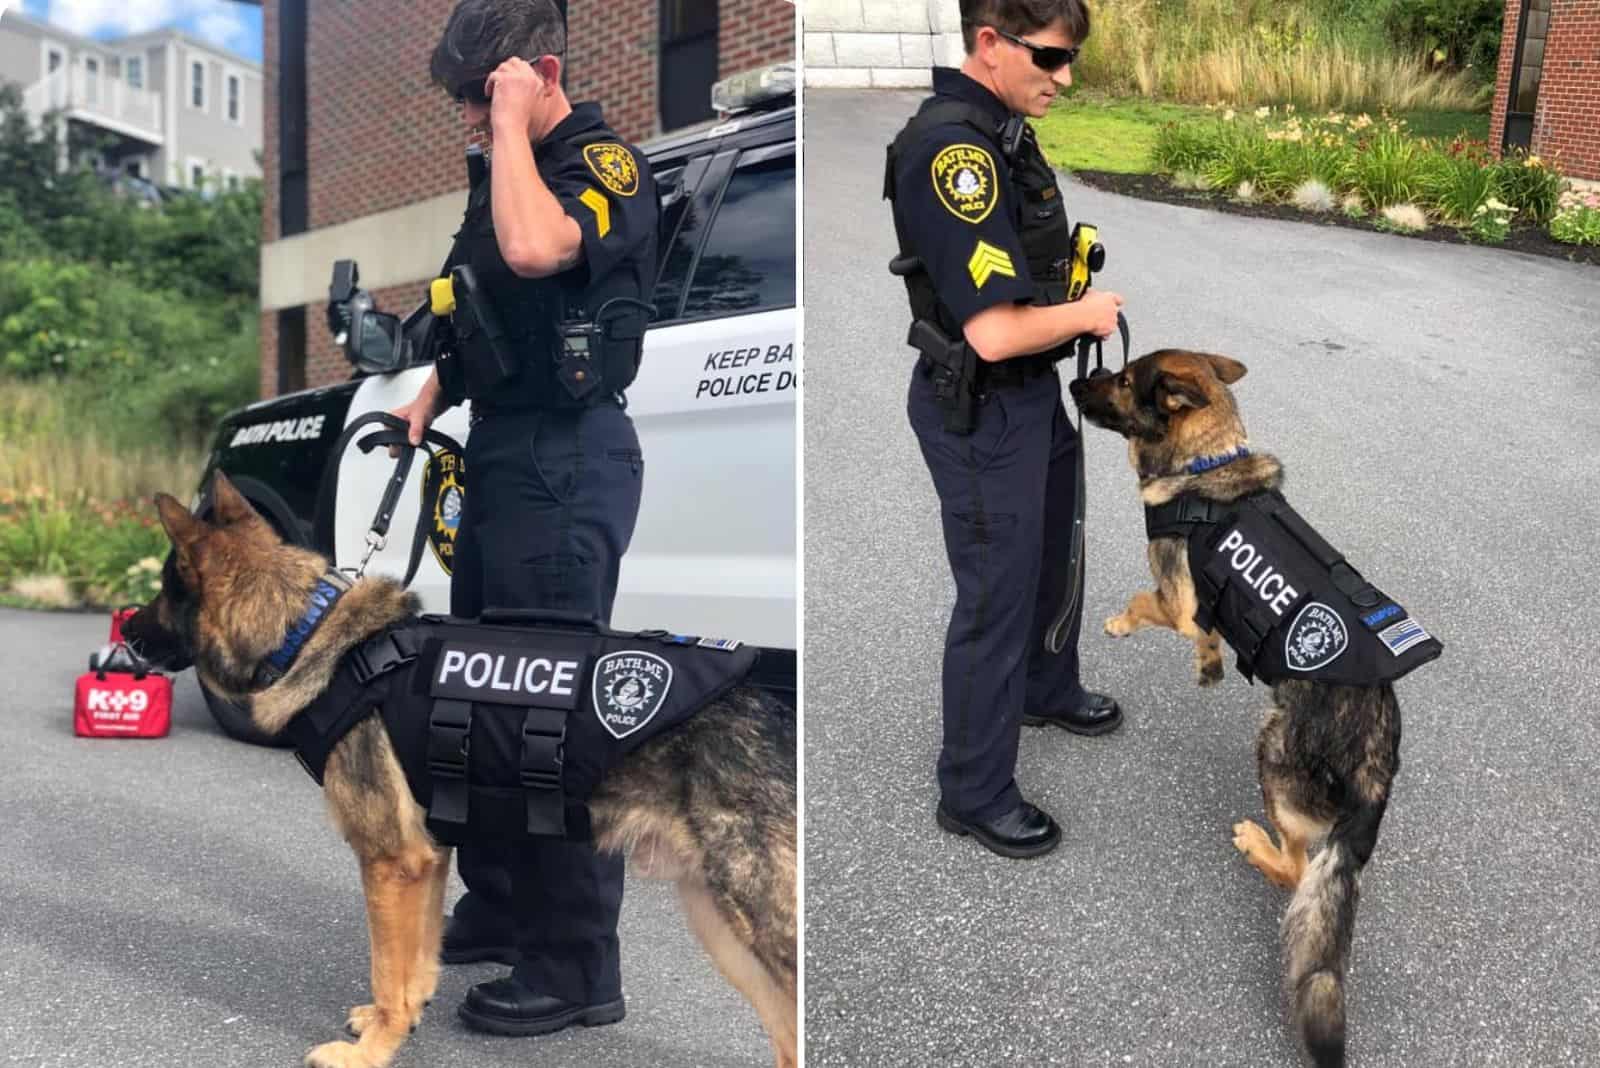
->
[[347, 307, 407, 375]]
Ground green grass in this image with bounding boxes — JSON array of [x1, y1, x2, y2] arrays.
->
[[1036, 95, 1489, 175]]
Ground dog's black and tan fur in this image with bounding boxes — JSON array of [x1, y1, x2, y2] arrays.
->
[[124, 474, 798, 1068], [1070, 351, 1400, 1068]]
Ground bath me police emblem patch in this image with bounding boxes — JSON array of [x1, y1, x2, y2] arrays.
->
[[1284, 602, 1349, 672], [593, 650, 673, 740]]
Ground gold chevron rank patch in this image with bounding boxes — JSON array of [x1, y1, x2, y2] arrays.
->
[[967, 240, 1016, 289], [579, 187, 611, 237]]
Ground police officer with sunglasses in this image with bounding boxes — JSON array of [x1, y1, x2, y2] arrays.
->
[[885, 0, 1126, 859], [390, 0, 656, 1037]]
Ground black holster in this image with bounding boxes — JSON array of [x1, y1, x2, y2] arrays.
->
[[909, 319, 978, 435], [445, 264, 520, 399]]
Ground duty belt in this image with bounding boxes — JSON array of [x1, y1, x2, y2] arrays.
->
[[918, 353, 1054, 392]]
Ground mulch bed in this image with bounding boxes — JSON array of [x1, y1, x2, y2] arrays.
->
[[1072, 170, 1600, 268]]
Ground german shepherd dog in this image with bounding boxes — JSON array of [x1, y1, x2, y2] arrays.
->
[[122, 473, 797, 1068], [1069, 351, 1399, 1068]]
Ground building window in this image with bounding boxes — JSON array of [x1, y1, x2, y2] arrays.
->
[[126, 55, 143, 89], [85, 56, 100, 106], [659, 0, 718, 131], [189, 159, 206, 189], [227, 74, 241, 123], [47, 48, 63, 74], [224, 170, 239, 192], [191, 60, 206, 109]]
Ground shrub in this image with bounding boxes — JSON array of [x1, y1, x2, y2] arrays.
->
[[1347, 125, 1428, 208], [1492, 151, 1566, 226], [1549, 206, 1600, 247], [1425, 154, 1496, 223]]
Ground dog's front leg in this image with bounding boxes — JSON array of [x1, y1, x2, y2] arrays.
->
[[1104, 589, 1173, 638], [305, 852, 436, 1068]]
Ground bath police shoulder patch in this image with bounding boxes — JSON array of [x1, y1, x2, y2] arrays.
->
[[593, 650, 673, 740], [931, 143, 998, 224], [583, 143, 640, 197], [421, 448, 465, 576], [1284, 602, 1349, 672]]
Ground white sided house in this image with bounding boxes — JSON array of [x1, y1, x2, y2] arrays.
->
[[0, 8, 261, 192]]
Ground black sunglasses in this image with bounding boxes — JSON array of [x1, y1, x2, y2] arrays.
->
[[453, 77, 490, 106], [989, 26, 1080, 71]]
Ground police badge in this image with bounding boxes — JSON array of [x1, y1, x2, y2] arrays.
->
[[1284, 602, 1349, 672], [931, 143, 998, 224], [582, 142, 640, 197], [592, 650, 673, 739]]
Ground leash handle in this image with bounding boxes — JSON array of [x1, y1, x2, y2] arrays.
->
[[312, 411, 466, 582]]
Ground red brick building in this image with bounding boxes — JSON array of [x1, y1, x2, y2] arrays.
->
[[257, 0, 793, 396], [1489, 0, 1600, 180]]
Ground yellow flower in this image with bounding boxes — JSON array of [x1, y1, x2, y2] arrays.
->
[[1223, 108, 1236, 122], [1255, 106, 1271, 119], [1524, 155, 1542, 168]]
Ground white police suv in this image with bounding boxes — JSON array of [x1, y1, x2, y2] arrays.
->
[[194, 68, 796, 744]]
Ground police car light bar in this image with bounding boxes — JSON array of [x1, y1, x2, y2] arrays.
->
[[711, 62, 795, 114]]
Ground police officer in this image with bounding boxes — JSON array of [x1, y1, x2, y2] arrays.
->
[[391, 0, 657, 1036], [886, 0, 1124, 859]]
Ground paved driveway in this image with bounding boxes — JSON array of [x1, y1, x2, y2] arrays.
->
[[804, 88, 1600, 1067]]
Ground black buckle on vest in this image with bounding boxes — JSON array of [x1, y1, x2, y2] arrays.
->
[[350, 629, 418, 686], [426, 699, 472, 828], [520, 707, 567, 837]]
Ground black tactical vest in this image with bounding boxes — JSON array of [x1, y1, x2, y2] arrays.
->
[[1146, 490, 1443, 686], [446, 128, 651, 411], [283, 617, 757, 843], [883, 98, 1074, 339]]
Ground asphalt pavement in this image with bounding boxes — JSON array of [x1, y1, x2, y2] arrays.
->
[[0, 609, 765, 1067], [803, 88, 1600, 1067]]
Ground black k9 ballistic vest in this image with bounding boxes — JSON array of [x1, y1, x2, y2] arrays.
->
[[884, 99, 1074, 341], [443, 127, 651, 411], [284, 617, 757, 843], [1146, 490, 1443, 685]]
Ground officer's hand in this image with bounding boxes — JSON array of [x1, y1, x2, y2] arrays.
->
[[1081, 289, 1125, 339], [485, 56, 552, 138], [387, 383, 440, 459]]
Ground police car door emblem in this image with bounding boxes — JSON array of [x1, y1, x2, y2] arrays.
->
[[421, 449, 466, 575], [593, 651, 673, 740], [1284, 602, 1349, 672], [931, 144, 998, 224]]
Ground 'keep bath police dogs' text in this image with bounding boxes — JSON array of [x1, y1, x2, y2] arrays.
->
[[697, 344, 796, 400]]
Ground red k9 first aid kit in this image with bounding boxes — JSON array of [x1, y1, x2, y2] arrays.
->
[[74, 608, 172, 738]]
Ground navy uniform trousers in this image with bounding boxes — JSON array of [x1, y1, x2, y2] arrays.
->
[[907, 362, 1087, 823], [449, 398, 643, 1005]]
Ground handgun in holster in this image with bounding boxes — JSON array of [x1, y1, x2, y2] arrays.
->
[[908, 319, 978, 436], [429, 265, 518, 399]]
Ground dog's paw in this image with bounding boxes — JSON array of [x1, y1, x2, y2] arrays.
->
[[344, 1005, 379, 1038], [1104, 614, 1135, 638], [304, 1040, 371, 1068], [1231, 820, 1273, 859], [1196, 655, 1224, 687]]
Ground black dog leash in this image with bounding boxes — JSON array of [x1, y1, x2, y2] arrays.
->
[[1046, 312, 1130, 655], [312, 411, 466, 586]]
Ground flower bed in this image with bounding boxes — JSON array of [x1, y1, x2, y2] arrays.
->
[[0, 487, 167, 610]]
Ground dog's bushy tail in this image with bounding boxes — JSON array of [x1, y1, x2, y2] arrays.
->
[[1283, 803, 1382, 1068]]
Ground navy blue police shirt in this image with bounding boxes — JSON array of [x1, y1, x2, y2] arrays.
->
[[438, 102, 657, 410], [893, 69, 1036, 328]]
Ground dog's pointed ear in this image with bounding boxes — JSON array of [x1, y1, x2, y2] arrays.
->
[[1156, 371, 1210, 412], [209, 470, 262, 527], [154, 493, 206, 588], [1206, 354, 1248, 384], [154, 493, 203, 547]]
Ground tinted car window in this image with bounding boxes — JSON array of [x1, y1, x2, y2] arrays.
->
[[651, 164, 707, 322], [680, 153, 795, 320]]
